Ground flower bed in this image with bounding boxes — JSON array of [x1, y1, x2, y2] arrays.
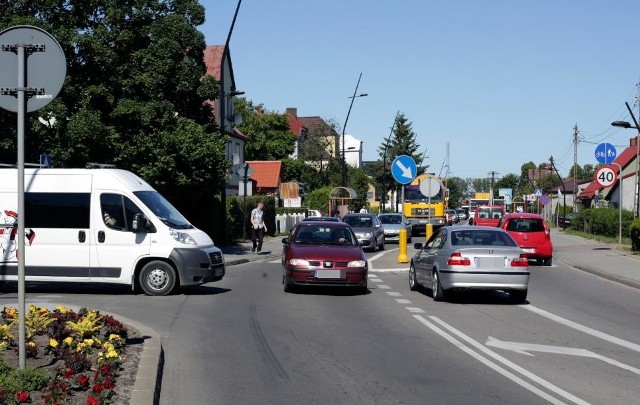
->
[[0, 305, 142, 404]]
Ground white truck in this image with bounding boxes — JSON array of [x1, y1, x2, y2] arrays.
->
[[0, 167, 225, 295]]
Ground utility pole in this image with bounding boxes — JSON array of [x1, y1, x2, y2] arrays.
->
[[573, 124, 579, 211]]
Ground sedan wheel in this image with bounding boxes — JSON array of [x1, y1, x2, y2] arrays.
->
[[544, 257, 552, 266], [409, 264, 420, 291], [432, 270, 446, 302], [379, 236, 385, 251]]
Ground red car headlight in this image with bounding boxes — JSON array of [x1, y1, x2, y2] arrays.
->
[[348, 260, 366, 268], [288, 259, 310, 269]]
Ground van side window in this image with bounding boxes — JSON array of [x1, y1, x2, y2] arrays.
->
[[25, 193, 90, 228], [101, 194, 145, 232]]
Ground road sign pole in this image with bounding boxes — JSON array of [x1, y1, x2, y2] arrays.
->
[[17, 43, 26, 370]]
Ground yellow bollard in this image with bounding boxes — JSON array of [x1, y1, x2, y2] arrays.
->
[[397, 229, 409, 263], [425, 224, 433, 241]]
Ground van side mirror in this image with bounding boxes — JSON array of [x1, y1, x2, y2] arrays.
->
[[131, 213, 148, 233]]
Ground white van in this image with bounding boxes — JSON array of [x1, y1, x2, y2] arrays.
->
[[0, 168, 225, 296]]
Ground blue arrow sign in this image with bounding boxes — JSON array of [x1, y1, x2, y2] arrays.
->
[[594, 143, 617, 165], [391, 155, 417, 185]]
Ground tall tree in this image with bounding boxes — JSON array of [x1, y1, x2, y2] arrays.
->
[[234, 98, 297, 161], [0, 1, 227, 230], [379, 113, 422, 165]]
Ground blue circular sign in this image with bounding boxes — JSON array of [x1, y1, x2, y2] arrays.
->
[[391, 155, 417, 185], [594, 143, 617, 165]]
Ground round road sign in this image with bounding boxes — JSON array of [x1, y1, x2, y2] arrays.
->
[[0, 25, 67, 113], [594, 166, 617, 188]]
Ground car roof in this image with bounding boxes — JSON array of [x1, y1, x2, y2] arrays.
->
[[502, 213, 544, 219], [344, 213, 374, 217], [302, 216, 340, 222], [296, 221, 350, 228]]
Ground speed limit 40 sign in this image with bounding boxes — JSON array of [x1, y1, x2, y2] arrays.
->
[[594, 165, 617, 188]]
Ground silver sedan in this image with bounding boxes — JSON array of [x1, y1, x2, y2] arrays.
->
[[409, 225, 529, 303]]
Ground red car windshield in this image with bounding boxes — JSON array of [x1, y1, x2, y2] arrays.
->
[[295, 226, 357, 246]]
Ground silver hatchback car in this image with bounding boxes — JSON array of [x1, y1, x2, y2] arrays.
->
[[409, 226, 529, 303]]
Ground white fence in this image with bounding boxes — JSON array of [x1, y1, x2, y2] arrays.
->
[[274, 213, 306, 235]]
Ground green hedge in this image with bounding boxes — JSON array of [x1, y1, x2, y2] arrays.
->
[[629, 218, 640, 251], [572, 208, 635, 238]]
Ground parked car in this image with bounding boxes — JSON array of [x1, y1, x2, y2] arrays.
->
[[498, 213, 553, 266], [409, 225, 529, 303], [457, 208, 468, 221], [281, 222, 368, 293], [307, 209, 322, 217], [378, 213, 412, 243], [302, 216, 341, 222], [473, 205, 505, 227], [559, 212, 577, 228], [342, 213, 385, 251]]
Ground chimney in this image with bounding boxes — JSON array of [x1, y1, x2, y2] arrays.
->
[[286, 108, 297, 118], [631, 136, 639, 148]]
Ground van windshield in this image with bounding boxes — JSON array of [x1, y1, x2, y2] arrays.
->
[[134, 191, 192, 229]]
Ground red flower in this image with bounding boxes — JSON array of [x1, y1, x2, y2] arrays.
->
[[64, 368, 75, 378], [76, 375, 90, 387], [86, 396, 99, 405], [103, 378, 114, 390], [15, 391, 29, 403], [91, 384, 103, 394]]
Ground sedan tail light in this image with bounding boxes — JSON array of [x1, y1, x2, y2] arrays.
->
[[447, 251, 471, 266], [511, 254, 529, 267]]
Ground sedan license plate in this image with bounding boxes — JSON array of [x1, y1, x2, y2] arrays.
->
[[314, 270, 344, 279], [214, 267, 224, 277], [522, 248, 536, 253]]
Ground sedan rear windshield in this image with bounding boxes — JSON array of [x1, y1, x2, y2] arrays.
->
[[506, 219, 545, 232], [451, 230, 517, 247]]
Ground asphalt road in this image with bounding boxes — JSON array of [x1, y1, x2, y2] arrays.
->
[[1, 240, 639, 404]]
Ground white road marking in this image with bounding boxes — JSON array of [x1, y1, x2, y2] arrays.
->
[[486, 337, 640, 376], [419, 315, 587, 405], [406, 307, 425, 313], [386, 292, 402, 297], [268, 259, 280, 264], [369, 268, 409, 273], [378, 285, 391, 289], [522, 304, 640, 353], [395, 299, 412, 304], [370, 278, 383, 283]]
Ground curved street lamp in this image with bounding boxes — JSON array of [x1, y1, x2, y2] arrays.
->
[[341, 73, 367, 187], [611, 101, 640, 218]]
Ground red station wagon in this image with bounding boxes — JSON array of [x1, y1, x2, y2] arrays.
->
[[498, 213, 553, 266]]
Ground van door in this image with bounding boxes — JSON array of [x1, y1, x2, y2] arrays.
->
[[92, 193, 151, 281], [22, 192, 91, 280]]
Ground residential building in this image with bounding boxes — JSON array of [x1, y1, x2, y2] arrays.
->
[[286, 108, 308, 159], [246, 161, 283, 196], [204, 44, 246, 196], [340, 134, 363, 168]]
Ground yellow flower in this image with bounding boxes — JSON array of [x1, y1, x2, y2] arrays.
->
[[83, 338, 95, 347], [55, 305, 68, 314], [48, 339, 59, 348], [76, 342, 85, 352], [106, 349, 119, 359], [26, 341, 36, 348], [28, 304, 37, 313], [63, 337, 73, 346], [108, 334, 122, 342]]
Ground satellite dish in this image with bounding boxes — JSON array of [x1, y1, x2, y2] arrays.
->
[[232, 153, 240, 166]]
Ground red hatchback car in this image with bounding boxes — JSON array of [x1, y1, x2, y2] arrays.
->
[[282, 221, 368, 293], [498, 213, 553, 266]]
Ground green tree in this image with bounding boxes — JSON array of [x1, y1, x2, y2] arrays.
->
[[582, 163, 595, 179], [298, 118, 340, 190], [0, 0, 227, 235], [379, 113, 422, 166], [281, 157, 307, 183], [234, 98, 297, 161], [445, 176, 467, 208], [348, 167, 371, 212]]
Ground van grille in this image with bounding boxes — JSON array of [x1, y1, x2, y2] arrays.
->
[[209, 252, 223, 266]]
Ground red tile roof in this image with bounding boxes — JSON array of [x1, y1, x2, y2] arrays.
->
[[204, 45, 224, 79], [286, 108, 305, 137], [247, 161, 283, 190]]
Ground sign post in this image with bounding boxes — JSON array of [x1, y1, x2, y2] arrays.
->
[[0, 26, 66, 368], [391, 155, 416, 263]]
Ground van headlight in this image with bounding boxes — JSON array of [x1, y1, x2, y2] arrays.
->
[[170, 230, 197, 245]]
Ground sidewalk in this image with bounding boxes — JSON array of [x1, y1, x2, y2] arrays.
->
[[550, 228, 640, 290], [220, 236, 283, 266]]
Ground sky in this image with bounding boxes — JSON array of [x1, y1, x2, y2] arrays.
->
[[201, 0, 640, 180]]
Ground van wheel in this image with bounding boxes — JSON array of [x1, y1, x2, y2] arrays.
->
[[140, 261, 177, 296]]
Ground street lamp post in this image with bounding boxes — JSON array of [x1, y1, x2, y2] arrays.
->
[[381, 111, 399, 214], [341, 73, 367, 187], [611, 101, 640, 218]]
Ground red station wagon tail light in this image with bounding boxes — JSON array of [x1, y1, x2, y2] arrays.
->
[[511, 254, 529, 267], [447, 251, 471, 266]]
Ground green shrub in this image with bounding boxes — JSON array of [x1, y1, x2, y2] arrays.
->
[[629, 218, 640, 251], [0, 357, 54, 401], [576, 208, 636, 238]]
